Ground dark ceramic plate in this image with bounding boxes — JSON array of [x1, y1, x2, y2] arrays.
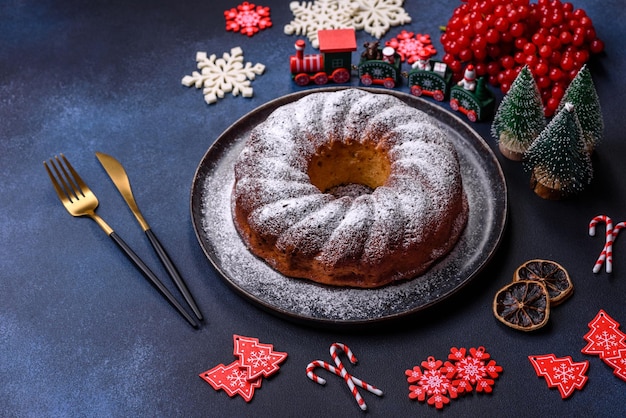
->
[[191, 87, 507, 326]]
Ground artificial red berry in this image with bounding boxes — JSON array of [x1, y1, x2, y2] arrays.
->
[[559, 31, 572, 44], [560, 54, 575, 71], [486, 28, 501, 44], [459, 48, 473, 62], [535, 61, 549, 76], [549, 67, 564, 81], [589, 38, 604, 54], [573, 49, 589, 66], [473, 47, 488, 61], [510, 22, 525, 37], [532, 32, 546, 46], [515, 51, 527, 64], [487, 61, 502, 76], [523, 42, 537, 56], [537, 75, 551, 89], [501, 55, 515, 69], [539, 44, 552, 58]]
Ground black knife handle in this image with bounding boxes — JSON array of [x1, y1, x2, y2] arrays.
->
[[109, 231, 198, 329], [145, 228, 203, 321]]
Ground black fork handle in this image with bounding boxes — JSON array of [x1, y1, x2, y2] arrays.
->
[[109, 231, 199, 329]]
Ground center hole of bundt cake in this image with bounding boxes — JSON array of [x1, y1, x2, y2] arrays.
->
[[307, 141, 391, 196]]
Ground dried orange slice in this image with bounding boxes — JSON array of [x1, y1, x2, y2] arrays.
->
[[493, 280, 550, 332], [513, 259, 573, 306]]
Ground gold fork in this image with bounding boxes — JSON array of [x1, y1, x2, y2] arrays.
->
[[44, 154, 198, 329]]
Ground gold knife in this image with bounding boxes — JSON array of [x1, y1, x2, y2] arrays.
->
[[96, 152, 203, 321]]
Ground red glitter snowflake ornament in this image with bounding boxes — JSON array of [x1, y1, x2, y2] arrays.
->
[[406, 356, 458, 409], [224, 2, 272, 37], [448, 347, 503, 394], [385, 30, 437, 64]]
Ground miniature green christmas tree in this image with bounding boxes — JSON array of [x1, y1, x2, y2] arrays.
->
[[558, 64, 603, 153], [492, 66, 546, 161], [525, 102, 593, 200]]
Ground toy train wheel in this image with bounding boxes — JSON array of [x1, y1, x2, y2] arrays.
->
[[433, 90, 445, 102], [410, 85, 423, 97], [450, 98, 460, 111], [331, 68, 350, 84], [313, 72, 329, 85], [294, 73, 310, 86], [383, 78, 395, 89], [360, 74, 373, 86], [467, 110, 478, 122]]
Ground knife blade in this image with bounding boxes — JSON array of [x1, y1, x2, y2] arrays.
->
[[96, 151, 203, 321]]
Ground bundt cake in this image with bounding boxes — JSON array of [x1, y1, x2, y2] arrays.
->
[[231, 89, 469, 288]]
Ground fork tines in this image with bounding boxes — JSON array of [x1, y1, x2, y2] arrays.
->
[[45, 154, 84, 204]]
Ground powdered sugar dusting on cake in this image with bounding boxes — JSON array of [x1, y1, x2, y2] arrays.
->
[[277, 198, 351, 256], [230, 88, 468, 287], [318, 194, 375, 266]]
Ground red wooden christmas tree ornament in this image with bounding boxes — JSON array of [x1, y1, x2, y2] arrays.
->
[[604, 348, 626, 382], [199, 335, 287, 402], [199, 361, 262, 402], [581, 309, 626, 359], [233, 334, 288, 381], [528, 354, 589, 399]]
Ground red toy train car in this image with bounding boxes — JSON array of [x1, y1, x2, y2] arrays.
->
[[290, 28, 357, 86]]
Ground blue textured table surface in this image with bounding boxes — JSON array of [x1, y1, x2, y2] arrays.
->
[[2, 1, 625, 416]]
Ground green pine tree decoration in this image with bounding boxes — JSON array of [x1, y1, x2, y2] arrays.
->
[[525, 102, 593, 200], [492, 65, 546, 161], [558, 64, 603, 153]]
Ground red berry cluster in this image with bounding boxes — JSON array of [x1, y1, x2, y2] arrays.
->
[[441, 0, 604, 115]]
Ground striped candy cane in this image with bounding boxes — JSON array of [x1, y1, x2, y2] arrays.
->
[[589, 215, 614, 273], [330, 343, 367, 410], [612, 221, 626, 271], [306, 343, 383, 411], [306, 360, 383, 393]]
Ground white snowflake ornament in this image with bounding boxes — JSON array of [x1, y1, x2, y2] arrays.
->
[[181, 47, 265, 104], [346, 0, 411, 39], [284, 0, 357, 48]]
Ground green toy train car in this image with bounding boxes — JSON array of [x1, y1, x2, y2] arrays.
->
[[357, 43, 403, 89], [449, 77, 496, 122], [407, 61, 453, 102]]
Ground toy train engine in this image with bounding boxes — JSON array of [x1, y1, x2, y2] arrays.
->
[[357, 42, 402, 89], [290, 28, 357, 86]]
